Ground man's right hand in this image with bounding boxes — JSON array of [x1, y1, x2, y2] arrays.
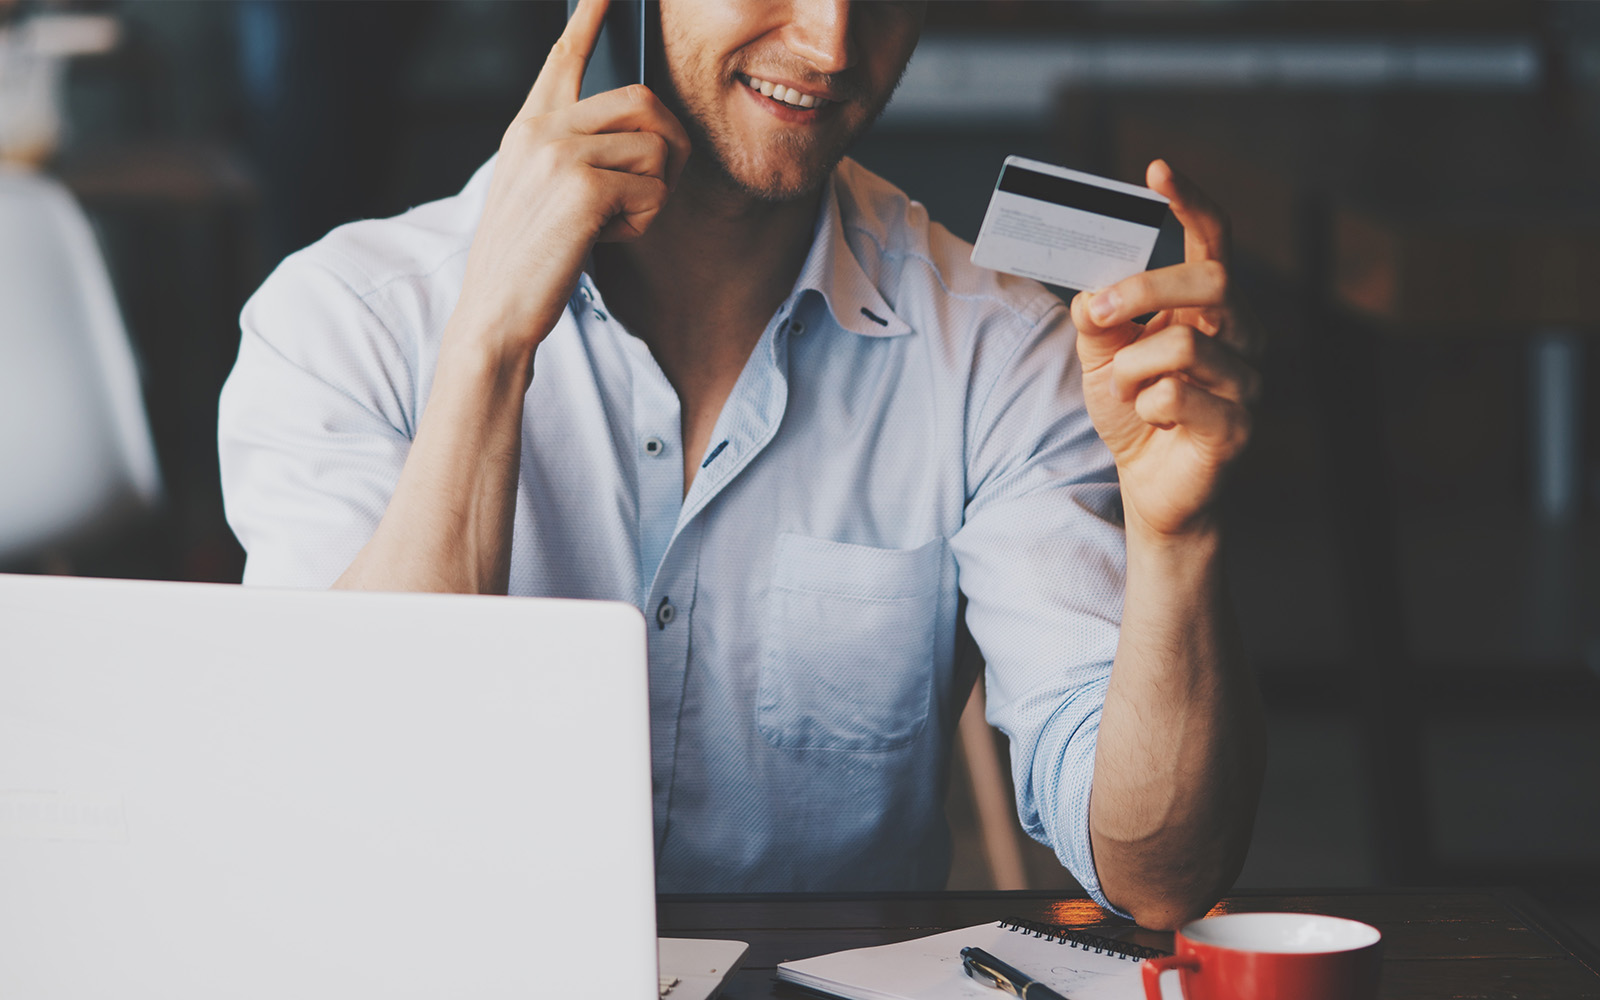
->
[[333, 0, 688, 595], [449, 0, 691, 366]]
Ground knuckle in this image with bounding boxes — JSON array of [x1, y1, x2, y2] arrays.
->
[[570, 168, 603, 201], [532, 137, 568, 173], [1109, 355, 1134, 390], [1203, 259, 1229, 296], [646, 131, 670, 165], [1138, 378, 1179, 421], [500, 116, 536, 151], [1168, 327, 1200, 367], [535, 117, 570, 150], [546, 39, 580, 66], [1134, 390, 1157, 421], [1124, 272, 1152, 306], [1152, 376, 1181, 409]]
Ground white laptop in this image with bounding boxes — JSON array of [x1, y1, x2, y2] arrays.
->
[[0, 574, 737, 999]]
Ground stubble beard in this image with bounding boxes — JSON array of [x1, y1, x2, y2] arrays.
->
[[653, 44, 898, 204], [688, 102, 835, 204]]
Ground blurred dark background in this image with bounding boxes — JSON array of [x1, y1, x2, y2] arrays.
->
[[1, 0, 1596, 946]]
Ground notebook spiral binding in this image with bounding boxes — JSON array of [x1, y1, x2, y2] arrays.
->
[[999, 918, 1170, 961]]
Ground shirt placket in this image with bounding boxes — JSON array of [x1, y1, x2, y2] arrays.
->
[[673, 301, 798, 532], [579, 279, 691, 844], [582, 277, 800, 852]]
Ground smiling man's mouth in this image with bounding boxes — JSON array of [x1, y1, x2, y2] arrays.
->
[[739, 73, 831, 110]]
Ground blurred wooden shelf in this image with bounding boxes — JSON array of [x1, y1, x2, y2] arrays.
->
[[1067, 88, 1600, 331], [56, 141, 257, 208]]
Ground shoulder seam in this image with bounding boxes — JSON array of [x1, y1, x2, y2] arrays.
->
[[240, 323, 412, 442], [966, 300, 1070, 482], [311, 237, 472, 304], [248, 257, 418, 438]]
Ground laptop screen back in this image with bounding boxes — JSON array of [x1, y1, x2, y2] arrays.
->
[[0, 575, 655, 1000]]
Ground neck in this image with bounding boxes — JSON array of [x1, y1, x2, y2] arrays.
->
[[592, 158, 823, 352]]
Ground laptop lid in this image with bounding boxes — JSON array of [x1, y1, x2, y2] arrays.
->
[[0, 574, 656, 999]]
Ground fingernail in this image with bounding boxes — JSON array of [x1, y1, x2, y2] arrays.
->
[[1089, 290, 1119, 324]]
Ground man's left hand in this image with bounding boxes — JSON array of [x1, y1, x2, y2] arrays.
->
[[1070, 160, 1263, 540]]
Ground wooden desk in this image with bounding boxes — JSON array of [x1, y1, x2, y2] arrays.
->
[[659, 889, 1600, 999]]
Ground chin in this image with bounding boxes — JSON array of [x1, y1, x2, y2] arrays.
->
[[663, 75, 867, 203], [730, 164, 830, 203], [711, 142, 844, 203]]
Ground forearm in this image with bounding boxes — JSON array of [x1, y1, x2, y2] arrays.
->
[[1089, 518, 1265, 929], [334, 325, 536, 595]]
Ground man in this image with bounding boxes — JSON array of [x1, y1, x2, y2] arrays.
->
[[219, 0, 1264, 929]]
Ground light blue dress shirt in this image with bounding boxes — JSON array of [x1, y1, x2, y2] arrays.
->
[[218, 156, 1128, 907]]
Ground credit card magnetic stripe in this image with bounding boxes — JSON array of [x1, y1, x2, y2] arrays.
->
[[997, 165, 1169, 229]]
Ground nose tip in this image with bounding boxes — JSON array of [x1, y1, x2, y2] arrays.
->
[[785, 0, 856, 76]]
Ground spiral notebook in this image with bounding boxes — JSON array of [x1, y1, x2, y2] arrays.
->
[[776, 919, 1167, 1000]]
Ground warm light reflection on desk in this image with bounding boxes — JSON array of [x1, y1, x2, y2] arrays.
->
[[1035, 898, 1234, 926], [1040, 899, 1117, 926]]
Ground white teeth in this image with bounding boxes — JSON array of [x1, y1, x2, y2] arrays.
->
[[742, 75, 828, 109]]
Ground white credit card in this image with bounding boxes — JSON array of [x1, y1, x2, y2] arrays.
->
[[970, 155, 1184, 293]]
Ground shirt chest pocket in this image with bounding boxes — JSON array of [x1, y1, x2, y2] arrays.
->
[[757, 533, 944, 752]]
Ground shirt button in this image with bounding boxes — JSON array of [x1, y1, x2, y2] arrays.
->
[[579, 286, 593, 302], [789, 319, 806, 336], [592, 308, 607, 322], [656, 598, 676, 627], [643, 436, 665, 456]]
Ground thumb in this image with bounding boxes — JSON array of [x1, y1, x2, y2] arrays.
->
[[1070, 289, 1143, 374]]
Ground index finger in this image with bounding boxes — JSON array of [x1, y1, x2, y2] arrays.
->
[[1076, 259, 1228, 332], [1146, 159, 1230, 263], [521, 0, 610, 119]]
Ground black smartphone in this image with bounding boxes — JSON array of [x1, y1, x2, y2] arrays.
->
[[570, 0, 646, 98]]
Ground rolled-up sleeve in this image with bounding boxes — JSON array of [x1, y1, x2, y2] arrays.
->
[[948, 299, 1128, 913], [217, 255, 418, 588]]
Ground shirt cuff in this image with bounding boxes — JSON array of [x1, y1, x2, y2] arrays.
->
[[1048, 697, 1135, 921]]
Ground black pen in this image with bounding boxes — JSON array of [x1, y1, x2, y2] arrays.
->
[[961, 946, 1070, 1000]]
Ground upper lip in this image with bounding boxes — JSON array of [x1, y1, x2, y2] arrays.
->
[[739, 73, 843, 104]]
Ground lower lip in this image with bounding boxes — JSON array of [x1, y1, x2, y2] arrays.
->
[[740, 80, 830, 124]]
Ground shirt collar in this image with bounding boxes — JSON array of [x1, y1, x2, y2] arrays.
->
[[789, 167, 913, 338], [479, 152, 914, 340]]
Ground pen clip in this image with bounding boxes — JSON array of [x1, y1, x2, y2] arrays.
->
[[961, 947, 1024, 998]]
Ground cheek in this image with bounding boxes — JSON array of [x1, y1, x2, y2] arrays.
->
[[655, 1, 712, 88], [654, 14, 715, 113], [657, 0, 773, 72]]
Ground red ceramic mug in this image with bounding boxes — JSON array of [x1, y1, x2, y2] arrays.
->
[[1142, 912, 1382, 1000]]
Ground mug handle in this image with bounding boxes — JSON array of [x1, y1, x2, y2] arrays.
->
[[1142, 955, 1201, 999]]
